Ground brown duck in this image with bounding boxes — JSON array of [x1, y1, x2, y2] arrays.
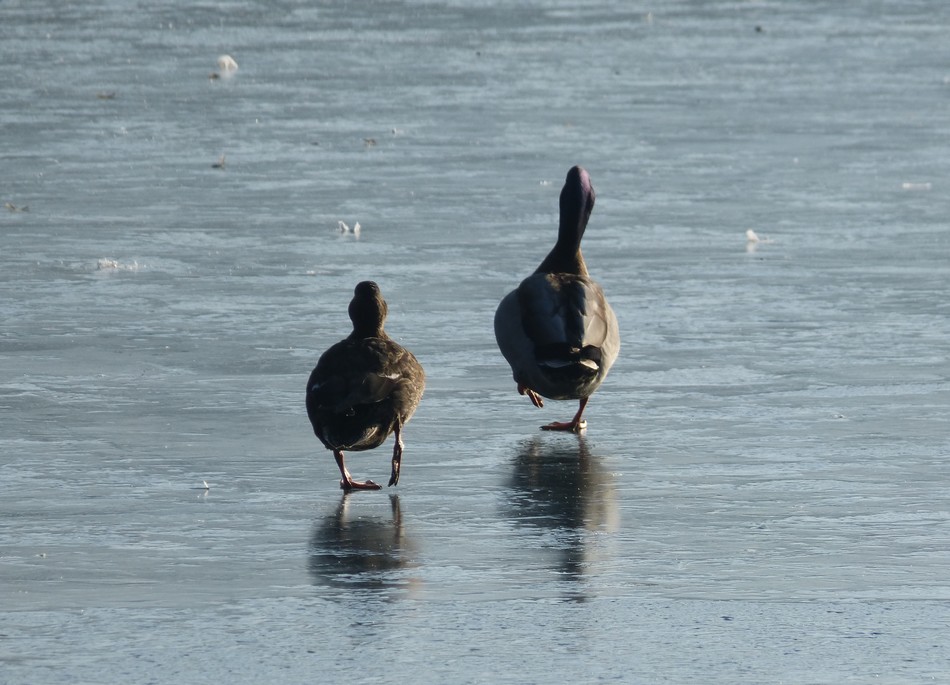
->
[[307, 282, 425, 490]]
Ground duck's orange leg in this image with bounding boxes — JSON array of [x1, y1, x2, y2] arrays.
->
[[388, 425, 404, 487], [334, 449, 381, 491]]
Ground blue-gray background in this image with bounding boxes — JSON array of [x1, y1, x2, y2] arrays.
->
[[2, 1, 949, 683]]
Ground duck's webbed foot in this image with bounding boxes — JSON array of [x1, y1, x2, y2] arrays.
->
[[340, 478, 382, 491], [540, 398, 589, 433], [517, 384, 544, 408], [540, 419, 587, 433]]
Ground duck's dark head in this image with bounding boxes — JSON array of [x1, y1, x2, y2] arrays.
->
[[348, 281, 388, 337], [559, 166, 595, 243], [537, 166, 595, 275]]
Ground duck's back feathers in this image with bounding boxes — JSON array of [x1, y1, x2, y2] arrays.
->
[[518, 272, 610, 361], [496, 272, 618, 401], [307, 336, 424, 452]]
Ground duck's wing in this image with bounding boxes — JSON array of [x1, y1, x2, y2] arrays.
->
[[495, 288, 535, 378], [516, 273, 613, 366], [308, 339, 424, 416], [375, 339, 426, 421]]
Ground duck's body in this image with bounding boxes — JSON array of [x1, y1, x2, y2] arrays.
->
[[307, 281, 425, 490], [494, 166, 619, 432]]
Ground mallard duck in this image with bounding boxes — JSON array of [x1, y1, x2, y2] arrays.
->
[[494, 166, 619, 432], [306, 281, 425, 490]]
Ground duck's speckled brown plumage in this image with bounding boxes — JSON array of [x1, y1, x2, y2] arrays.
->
[[307, 281, 425, 490], [494, 166, 619, 432]]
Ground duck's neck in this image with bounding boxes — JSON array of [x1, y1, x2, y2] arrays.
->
[[536, 216, 589, 275], [350, 322, 386, 340], [536, 243, 588, 276]]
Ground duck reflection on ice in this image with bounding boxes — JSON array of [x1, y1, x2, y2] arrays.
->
[[506, 435, 619, 584], [308, 493, 417, 596]]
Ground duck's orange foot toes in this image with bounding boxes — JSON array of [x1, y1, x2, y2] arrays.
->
[[540, 419, 587, 433], [517, 385, 544, 408], [340, 478, 382, 491]]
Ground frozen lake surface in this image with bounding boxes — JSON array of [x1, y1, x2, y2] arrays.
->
[[2, 1, 949, 682]]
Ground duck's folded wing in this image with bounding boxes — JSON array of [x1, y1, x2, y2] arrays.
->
[[516, 273, 609, 357], [308, 340, 403, 411], [309, 371, 400, 412], [349, 372, 401, 407]]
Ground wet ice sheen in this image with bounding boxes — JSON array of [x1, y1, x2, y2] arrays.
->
[[2, 1, 950, 683]]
